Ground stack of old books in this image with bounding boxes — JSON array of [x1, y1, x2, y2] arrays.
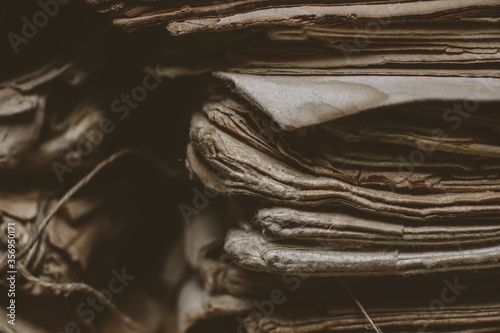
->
[[5, 0, 499, 332], [103, 0, 500, 332], [0, 9, 176, 330]]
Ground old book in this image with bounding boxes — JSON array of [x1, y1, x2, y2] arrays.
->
[[175, 206, 500, 332], [0, 61, 106, 172], [86, 0, 500, 34]]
